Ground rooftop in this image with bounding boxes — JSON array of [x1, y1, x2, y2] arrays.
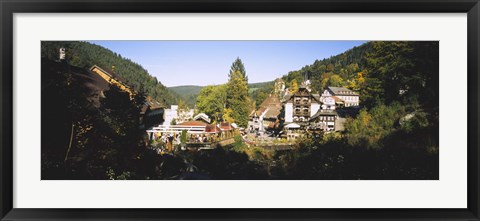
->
[[328, 86, 359, 96], [177, 121, 208, 127], [205, 124, 222, 133], [310, 109, 337, 120], [255, 95, 282, 119], [219, 122, 234, 131]]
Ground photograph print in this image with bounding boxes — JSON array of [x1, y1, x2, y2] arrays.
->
[[41, 40, 439, 180]]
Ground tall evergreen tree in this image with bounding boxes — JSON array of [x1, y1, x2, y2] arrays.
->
[[225, 68, 250, 128], [229, 57, 248, 82]]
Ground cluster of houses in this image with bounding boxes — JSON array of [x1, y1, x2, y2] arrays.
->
[[250, 78, 361, 140], [90, 63, 360, 145], [57, 48, 360, 151]]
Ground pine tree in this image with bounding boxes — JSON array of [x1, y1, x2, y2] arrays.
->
[[225, 69, 250, 128], [229, 57, 248, 82]]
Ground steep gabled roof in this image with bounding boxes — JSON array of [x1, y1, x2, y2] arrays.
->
[[90, 65, 130, 88], [282, 90, 321, 104], [256, 95, 282, 119], [193, 113, 211, 123], [311, 94, 322, 103]]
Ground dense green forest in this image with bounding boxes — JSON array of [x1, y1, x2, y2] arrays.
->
[[41, 41, 180, 106]]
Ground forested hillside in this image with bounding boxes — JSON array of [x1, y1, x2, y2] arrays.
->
[[282, 42, 373, 94], [41, 41, 180, 106], [281, 41, 438, 110], [248, 81, 274, 108], [168, 85, 203, 107]]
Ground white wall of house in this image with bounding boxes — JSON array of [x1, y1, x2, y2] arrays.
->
[[337, 95, 359, 107], [285, 103, 293, 123], [320, 97, 336, 110], [163, 105, 178, 126], [258, 108, 269, 131], [310, 103, 320, 117]]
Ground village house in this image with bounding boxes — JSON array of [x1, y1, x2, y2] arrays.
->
[[325, 86, 360, 107], [283, 86, 322, 125], [278, 83, 360, 134], [249, 94, 282, 132], [309, 92, 338, 131]]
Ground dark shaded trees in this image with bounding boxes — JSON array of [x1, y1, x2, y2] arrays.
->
[[360, 41, 439, 110], [42, 59, 154, 179]]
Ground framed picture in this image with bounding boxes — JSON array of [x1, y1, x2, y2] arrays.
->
[[1, 0, 479, 220]]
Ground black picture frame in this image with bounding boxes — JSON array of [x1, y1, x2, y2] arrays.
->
[[1, 0, 479, 220]]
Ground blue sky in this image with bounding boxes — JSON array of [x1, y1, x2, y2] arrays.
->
[[89, 41, 366, 87]]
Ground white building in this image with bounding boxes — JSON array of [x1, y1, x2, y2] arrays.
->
[[163, 105, 194, 125], [325, 86, 360, 107], [320, 90, 337, 110], [310, 90, 339, 131]]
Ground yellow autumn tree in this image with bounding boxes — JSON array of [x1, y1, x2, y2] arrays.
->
[[222, 108, 235, 123], [290, 79, 299, 93]]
